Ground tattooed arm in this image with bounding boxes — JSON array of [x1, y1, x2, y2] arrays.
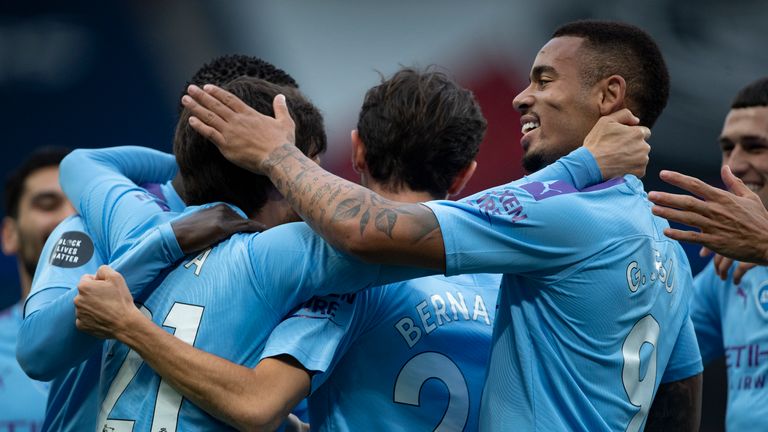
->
[[180, 85, 651, 270], [645, 373, 702, 431]]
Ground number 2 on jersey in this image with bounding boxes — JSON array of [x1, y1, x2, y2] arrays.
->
[[393, 352, 469, 431], [98, 302, 204, 432]]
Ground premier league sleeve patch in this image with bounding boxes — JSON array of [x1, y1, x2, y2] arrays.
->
[[49, 231, 94, 268]]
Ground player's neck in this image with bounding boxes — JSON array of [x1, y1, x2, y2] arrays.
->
[[17, 261, 31, 302], [367, 182, 440, 204], [249, 198, 301, 229]]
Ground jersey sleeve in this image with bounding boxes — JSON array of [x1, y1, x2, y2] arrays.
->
[[260, 289, 382, 392], [17, 217, 105, 380], [248, 222, 436, 313], [59, 146, 178, 261], [660, 316, 704, 383], [525, 147, 603, 189], [423, 178, 627, 278], [690, 263, 725, 365]]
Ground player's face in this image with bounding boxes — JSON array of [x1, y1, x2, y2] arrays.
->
[[12, 166, 75, 276], [513, 36, 602, 173], [720, 106, 768, 209]]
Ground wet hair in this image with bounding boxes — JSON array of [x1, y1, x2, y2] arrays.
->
[[553, 20, 669, 127], [4, 147, 70, 219], [357, 68, 487, 199], [731, 77, 768, 109], [174, 77, 326, 216]]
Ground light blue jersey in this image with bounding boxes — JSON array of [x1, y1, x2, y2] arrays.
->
[[59, 147, 438, 431], [692, 262, 768, 431], [0, 304, 46, 432], [262, 273, 501, 431], [424, 175, 703, 431], [17, 147, 186, 432]]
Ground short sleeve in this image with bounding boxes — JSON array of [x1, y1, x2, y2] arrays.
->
[[260, 290, 379, 392], [248, 222, 434, 311], [423, 179, 630, 278], [661, 316, 704, 383], [690, 263, 725, 365]]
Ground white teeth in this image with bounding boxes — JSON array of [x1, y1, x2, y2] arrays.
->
[[745, 183, 762, 193], [522, 121, 540, 134]]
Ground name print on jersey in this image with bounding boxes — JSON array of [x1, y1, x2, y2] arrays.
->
[[48, 231, 94, 268], [395, 290, 491, 349]]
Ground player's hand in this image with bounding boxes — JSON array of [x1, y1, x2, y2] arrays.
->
[[649, 166, 768, 265], [700, 247, 758, 285], [74, 266, 140, 338], [583, 108, 651, 179], [182, 84, 296, 174], [172, 204, 267, 254]]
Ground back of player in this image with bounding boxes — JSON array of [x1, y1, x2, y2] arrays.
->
[[264, 273, 500, 431], [432, 176, 701, 430]]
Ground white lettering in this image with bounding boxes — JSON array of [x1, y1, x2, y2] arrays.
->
[[184, 248, 212, 277], [472, 295, 490, 325], [394, 317, 422, 348], [431, 295, 451, 325], [446, 291, 469, 321], [416, 301, 437, 334]]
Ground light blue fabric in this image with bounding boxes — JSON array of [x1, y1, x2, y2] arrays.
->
[[424, 174, 703, 431], [692, 262, 768, 431]]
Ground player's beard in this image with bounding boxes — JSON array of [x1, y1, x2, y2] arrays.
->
[[522, 149, 561, 174], [16, 227, 49, 279]]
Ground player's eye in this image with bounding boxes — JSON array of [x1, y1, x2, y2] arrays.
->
[[31, 192, 64, 212]]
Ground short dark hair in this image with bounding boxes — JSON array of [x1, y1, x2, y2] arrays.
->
[[357, 68, 487, 199], [552, 20, 669, 128], [174, 77, 326, 216], [732, 77, 768, 109], [180, 55, 298, 113], [4, 147, 70, 219]]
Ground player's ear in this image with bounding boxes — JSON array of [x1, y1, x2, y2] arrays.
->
[[598, 74, 626, 116], [351, 129, 367, 174], [447, 161, 478, 198], [1, 216, 19, 256]]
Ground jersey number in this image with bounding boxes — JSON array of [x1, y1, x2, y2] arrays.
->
[[98, 302, 204, 432], [393, 352, 469, 431], [621, 314, 660, 432]]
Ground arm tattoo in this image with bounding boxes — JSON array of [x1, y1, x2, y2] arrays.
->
[[645, 373, 702, 432], [263, 144, 440, 245]]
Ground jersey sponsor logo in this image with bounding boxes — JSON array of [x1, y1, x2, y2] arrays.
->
[[470, 188, 527, 222], [519, 179, 577, 201], [48, 231, 94, 268], [291, 294, 356, 326], [754, 280, 768, 319]]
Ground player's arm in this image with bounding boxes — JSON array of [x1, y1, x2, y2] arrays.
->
[[59, 146, 178, 260], [74, 266, 309, 432], [645, 373, 703, 432], [649, 166, 768, 265], [181, 86, 649, 269]]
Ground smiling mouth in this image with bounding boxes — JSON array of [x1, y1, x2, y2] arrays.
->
[[745, 183, 763, 193], [521, 121, 540, 135]]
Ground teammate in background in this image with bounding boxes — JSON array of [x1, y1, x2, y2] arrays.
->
[[655, 77, 768, 431], [183, 20, 703, 431], [649, 80, 768, 269], [15, 55, 296, 432], [68, 65, 649, 431], [0, 147, 73, 431]]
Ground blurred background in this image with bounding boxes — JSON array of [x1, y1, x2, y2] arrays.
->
[[2, 1, 767, 429]]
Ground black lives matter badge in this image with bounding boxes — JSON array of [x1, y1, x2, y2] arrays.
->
[[49, 231, 94, 268]]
